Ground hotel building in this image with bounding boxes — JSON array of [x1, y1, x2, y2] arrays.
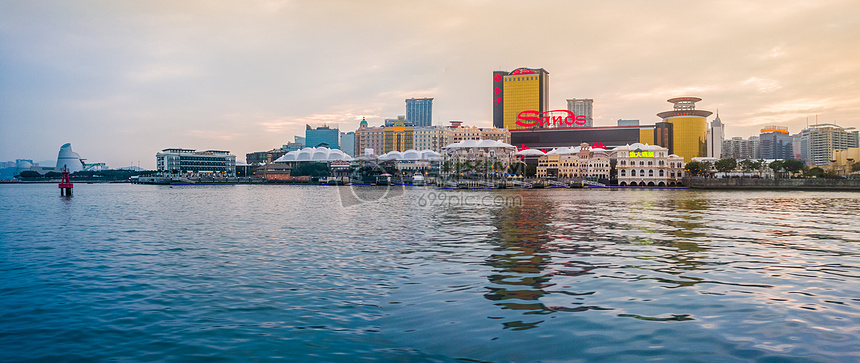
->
[[355, 118, 385, 156], [493, 68, 550, 130], [614, 143, 685, 187], [657, 97, 712, 162], [383, 120, 414, 153]]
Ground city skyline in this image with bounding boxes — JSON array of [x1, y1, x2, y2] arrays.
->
[[2, 1, 859, 169]]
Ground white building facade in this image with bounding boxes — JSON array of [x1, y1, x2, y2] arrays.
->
[[156, 148, 237, 176], [614, 143, 685, 187]]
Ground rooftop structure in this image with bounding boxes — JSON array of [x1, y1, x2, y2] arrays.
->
[[657, 97, 713, 162]]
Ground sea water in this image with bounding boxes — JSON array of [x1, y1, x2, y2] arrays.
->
[[1, 184, 858, 362]]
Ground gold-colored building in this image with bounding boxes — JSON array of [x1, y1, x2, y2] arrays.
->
[[833, 147, 860, 176], [384, 120, 414, 153], [657, 97, 712, 162], [495, 68, 549, 130]]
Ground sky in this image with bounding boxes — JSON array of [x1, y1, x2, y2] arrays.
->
[[1, 0, 859, 169]]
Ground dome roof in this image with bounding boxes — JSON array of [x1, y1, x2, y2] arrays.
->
[[420, 150, 442, 161], [402, 150, 422, 160], [515, 148, 546, 156], [444, 139, 516, 150], [275, 147, 353, 162]]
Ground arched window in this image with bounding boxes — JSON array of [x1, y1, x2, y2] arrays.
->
[[630, 170, 636, 176], [640, 161, 645, 166], [620, 170, 626, 177], [659, 170, 664, 177], [641, 169, 645, 176], [649, 170, 654, 177], [648, 161, 653, 166]]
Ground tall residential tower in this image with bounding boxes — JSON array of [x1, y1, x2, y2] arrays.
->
[[566, 99, 593, 127], [405, 98, 433, 127]]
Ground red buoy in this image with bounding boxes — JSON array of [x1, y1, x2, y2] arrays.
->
[[59, 165, 73, 196]]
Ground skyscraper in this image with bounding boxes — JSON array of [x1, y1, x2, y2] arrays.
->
[[405, 98, 433, 127], [492, 68, 549, 130], [706, 113, 724, 158], [759, 126, 793, 160], [798, 123, 860, 165], [566, 99, 593, 127], [657, 97, 712, 162]]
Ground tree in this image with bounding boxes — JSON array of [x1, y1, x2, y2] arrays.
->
[[805, 167, 825, 178], [17, 170, 43, 178], [714, 158, 737, 174], [749, 160, 764, 177], [768, 160, 785, 178], [290, 162, 329, 177], [702, 161, 714, 177], [782, 159, 806, 176], [685, 161, 706, 176]]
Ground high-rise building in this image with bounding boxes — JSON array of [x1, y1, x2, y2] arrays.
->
[[759, 126, 793, 160], [355, 118, 384, 156], [798, 123, 860, 165], [654, 122, 674, 155], [305, 125, 340, 149], [657, 97, 712, 162], [706, 114, 725, 158], [722, 136, 760, 160], [566, 99, 593, 127], [340, 132, 356, 157], [492, 68, 549, 130], [406, 98, 433, 127]]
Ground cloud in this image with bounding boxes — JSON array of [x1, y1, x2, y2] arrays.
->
[[2, 1, 860, 167]]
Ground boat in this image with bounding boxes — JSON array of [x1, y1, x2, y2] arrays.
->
[[412, 174, 425, 186]]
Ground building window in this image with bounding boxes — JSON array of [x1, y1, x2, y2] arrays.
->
[[631, 170, 636, 177]]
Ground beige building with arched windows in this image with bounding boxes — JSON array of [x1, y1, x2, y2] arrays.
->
[[613, 143, 685, 186], [536, 143, 611, 181]]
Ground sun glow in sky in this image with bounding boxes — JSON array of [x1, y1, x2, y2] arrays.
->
[[1, 0, 859, 168]]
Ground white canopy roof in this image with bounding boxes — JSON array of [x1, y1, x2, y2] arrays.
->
[[275, 147, 353, 162], [515, 148, 546, 156], [443, 139, 516, 150]]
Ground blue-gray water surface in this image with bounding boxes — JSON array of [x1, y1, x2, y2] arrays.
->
[[1, 184, 859, 362]]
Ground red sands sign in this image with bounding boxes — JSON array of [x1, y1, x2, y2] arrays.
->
[[511, 68, 535, 75], [515, 110, 587, 128]]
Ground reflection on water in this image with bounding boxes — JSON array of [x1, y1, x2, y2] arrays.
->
[[2, 185, 859, 362], [388, 188, 860, 361]]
